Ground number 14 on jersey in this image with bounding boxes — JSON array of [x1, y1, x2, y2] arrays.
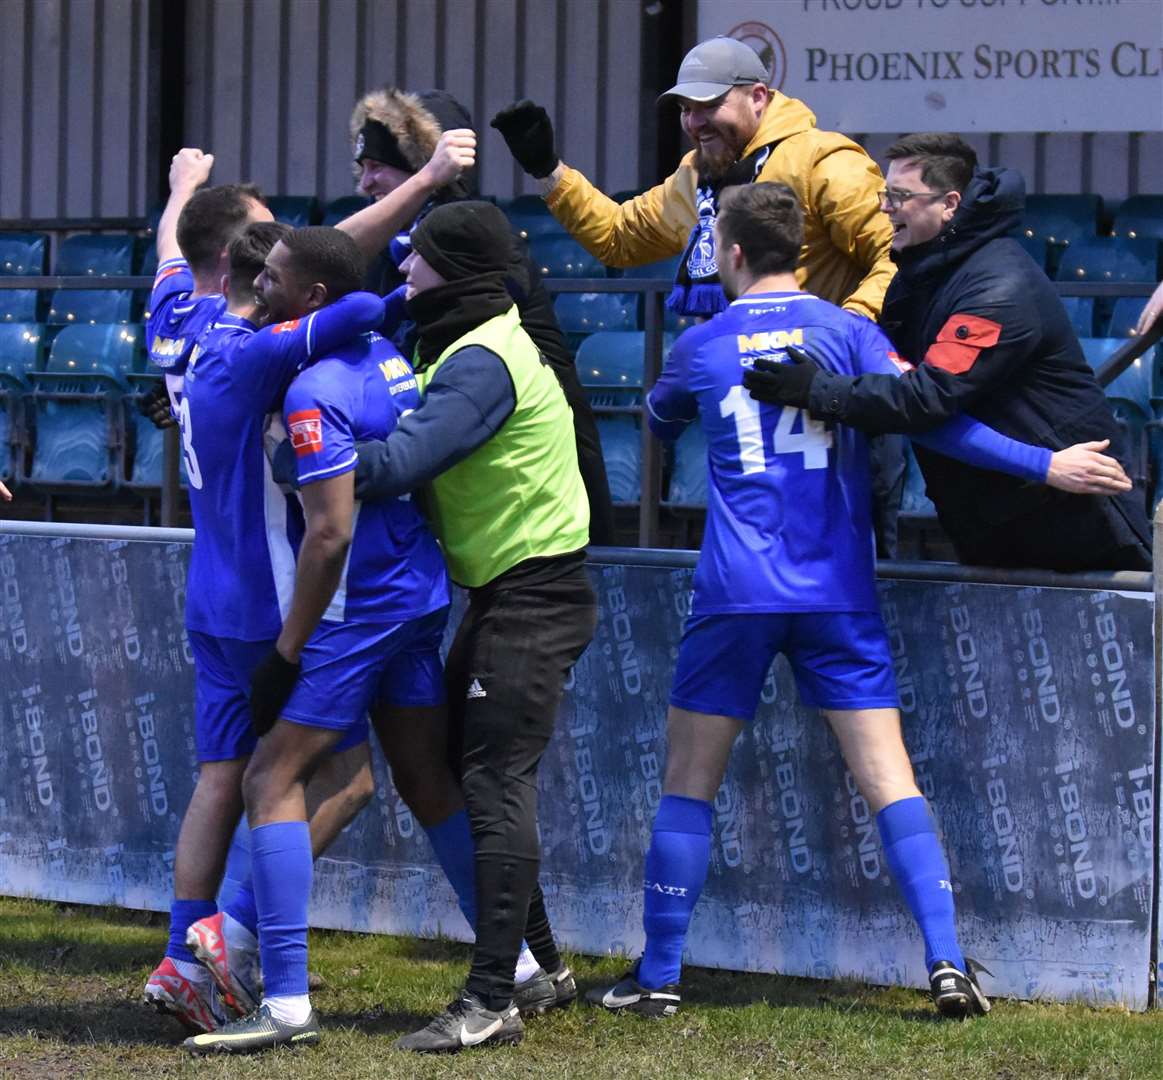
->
[[720, 385, 833, 472]]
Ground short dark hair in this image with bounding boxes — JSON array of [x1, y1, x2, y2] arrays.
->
[[280, 226, 367, 302], [717, 183, 803, 276], [885, 133, 977, 194], [227, 221, 291, 299], [176, 183, 266, 275]]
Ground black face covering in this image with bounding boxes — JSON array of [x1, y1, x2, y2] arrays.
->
[[354, 120, 413, 174]]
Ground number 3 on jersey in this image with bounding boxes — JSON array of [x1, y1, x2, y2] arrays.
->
[[720, 384, 832, 472], [176, 395, 204, 489]]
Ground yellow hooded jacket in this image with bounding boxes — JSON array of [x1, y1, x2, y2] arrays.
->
[[545, 92, 895, 321]]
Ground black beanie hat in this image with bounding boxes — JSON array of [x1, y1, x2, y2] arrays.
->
[[410, 201, 513, 282]]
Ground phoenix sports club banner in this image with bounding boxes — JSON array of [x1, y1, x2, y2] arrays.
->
[[698, 1, 1163, 133]]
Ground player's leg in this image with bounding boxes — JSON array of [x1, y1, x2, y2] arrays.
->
[[398, 568, 595, 1053], [792, 610, 989, 1019], [305, 739, 376, 855], [145, 632, 258, 1034], [588, 614, 774, 1016]]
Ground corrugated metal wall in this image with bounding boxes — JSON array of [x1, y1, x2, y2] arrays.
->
[[0, 0, 1159, 222], [182, 0, 645, 207], [0, 0, 151, 220]]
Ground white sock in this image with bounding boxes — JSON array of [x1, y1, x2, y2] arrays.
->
[[263, 993, 312, 1025], [172, 957, 211, 984], [514, 945, 541, 984], [221, 911, 258, 954]]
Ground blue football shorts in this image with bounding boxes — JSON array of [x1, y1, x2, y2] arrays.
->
[[669, 610, 900, 720], [280, 605, 449, 734], [190, 631, 370, 762]]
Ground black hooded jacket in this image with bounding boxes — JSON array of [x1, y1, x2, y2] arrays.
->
[[804, 166, 1150, 570]]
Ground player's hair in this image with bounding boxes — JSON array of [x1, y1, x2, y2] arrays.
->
[[717, 182, 803, 276], [176, 183, 266, 275], [280, 226, 368, 302], [885, 133, 977, 194], [227, 221, 291, 299]]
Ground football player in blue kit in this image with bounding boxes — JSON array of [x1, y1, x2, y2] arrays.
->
[[586, 182, 1133, 1021], [143, 219, 389, 1033], [183, 226, 451, 1055]]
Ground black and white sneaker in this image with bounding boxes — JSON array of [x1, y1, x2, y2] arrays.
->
[[585, 966, 681, 1018], [182, 1003, 321, 1055], [395, 990, 524, 1053], [514, 964, 578, 1016], [930, 958, 992, 1019]]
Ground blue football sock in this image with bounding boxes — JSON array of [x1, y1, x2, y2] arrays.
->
[[251, 820, 312, 999], [216, 819, 254, 929], [877, 796, 965, 973], [166, 898, 216, 964], [424, 809, 478, 931], [638, 794, 713, 990], [223, 882, 259, 937]]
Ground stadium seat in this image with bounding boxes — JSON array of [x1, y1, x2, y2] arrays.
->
[[529, 235, 605, 278], [501, 196, 565, 241], [0, 232, 47, 323], [1014, 234, 1048, 273], [620, 257, 692, 332], [1105, 297, 1149, 338], [596, 416, 641, 503], [1059, 296, 1095, 339], [665, 422, 707, 506], [55, 234, 135, 277], [322, 195, 371, 226], [126, 380, 188, 489], [1055, 237, 1160, 284], [1021, 194, 1102, 247], [1112, 195, 1163, 243], [1079, 337, 1151, 412], [576, 330, 675, 407], [0, 323, 44, 481], [267, 195, 320, 227], [553, 292, 638, 342], [28, 324, 140, 486], [47, 289, 134, 326]]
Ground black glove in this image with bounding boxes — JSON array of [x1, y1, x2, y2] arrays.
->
[[249, 648, 301, 738], [742, 345, 819, 409], [138, 381, 176, 430], [490, 100, 559, 179]]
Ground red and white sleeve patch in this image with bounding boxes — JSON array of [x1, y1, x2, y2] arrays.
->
[[288, 408, 323, 457], [923, 314, 1003, 375], [273, 318, 302, 334], [154, 265, 182, 284], [887, 350, 914, 374]]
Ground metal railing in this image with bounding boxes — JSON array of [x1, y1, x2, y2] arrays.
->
[[0, 274, 1159, 538]]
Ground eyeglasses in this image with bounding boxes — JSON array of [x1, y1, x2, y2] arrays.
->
[[877, 189, 949, 210]]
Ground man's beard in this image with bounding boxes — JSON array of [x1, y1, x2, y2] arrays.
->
[[692, 130, 746, 181]]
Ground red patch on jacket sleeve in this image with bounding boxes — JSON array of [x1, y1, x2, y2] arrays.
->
[[288, 408, 323, 457], [923, 314, 1003, 375], [273, 318, 302, 334]]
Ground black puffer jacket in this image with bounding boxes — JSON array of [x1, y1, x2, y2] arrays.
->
[[806, 166, 1150, 571]]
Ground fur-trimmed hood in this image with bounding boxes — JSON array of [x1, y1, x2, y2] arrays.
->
[[350, 88, 479, 197]]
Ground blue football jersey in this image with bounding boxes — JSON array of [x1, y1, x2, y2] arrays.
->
[[145, 258, 226, 375], [180, 292, 387, 640], [284, 334, 450, 624], [648, 291, 908, 616]]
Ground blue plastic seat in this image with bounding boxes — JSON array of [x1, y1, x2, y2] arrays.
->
[[576, 330, 675, 407], [127, 393, 188, 488], [1105, 297, 1149, 338], [0, 233, 47, 323], [267, 196, 320, 227], [0, 323, 44, 482], [1113, 195, 1163, 243], [28, 325, 139, 486], [322, 196, 371, 226], [1079, 337, 1151, 412], [596, 416, 641, 503], [1021, 194, 1102, 248], [1055, 237, 1160, 284], [665, 423, 707, 506], [55, 234, 135, 277], [529, 235, 605, 278], [47, 289, 134, 325], [1059, 296, 1094, 338], [553, 292, 638, 337]]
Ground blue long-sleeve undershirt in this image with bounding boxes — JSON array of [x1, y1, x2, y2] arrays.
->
[[914, 413, 1051, 484]]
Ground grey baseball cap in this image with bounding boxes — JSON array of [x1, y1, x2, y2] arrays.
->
[[659, 36, 769, 102]]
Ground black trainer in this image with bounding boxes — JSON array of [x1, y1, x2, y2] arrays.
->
[[585, 966, 681, 1018], [514, 964, 578, 1016], [395, 990, 524, 1053], [930, 958, 991, 1019], [182, 1003, 321, 1055]]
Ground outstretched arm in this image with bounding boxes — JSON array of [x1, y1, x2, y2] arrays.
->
[[337, 129, 476, 261], [156, 149, 215, 266]]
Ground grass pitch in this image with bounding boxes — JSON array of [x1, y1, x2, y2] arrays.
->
[[0, 897, 1159, 1079]]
